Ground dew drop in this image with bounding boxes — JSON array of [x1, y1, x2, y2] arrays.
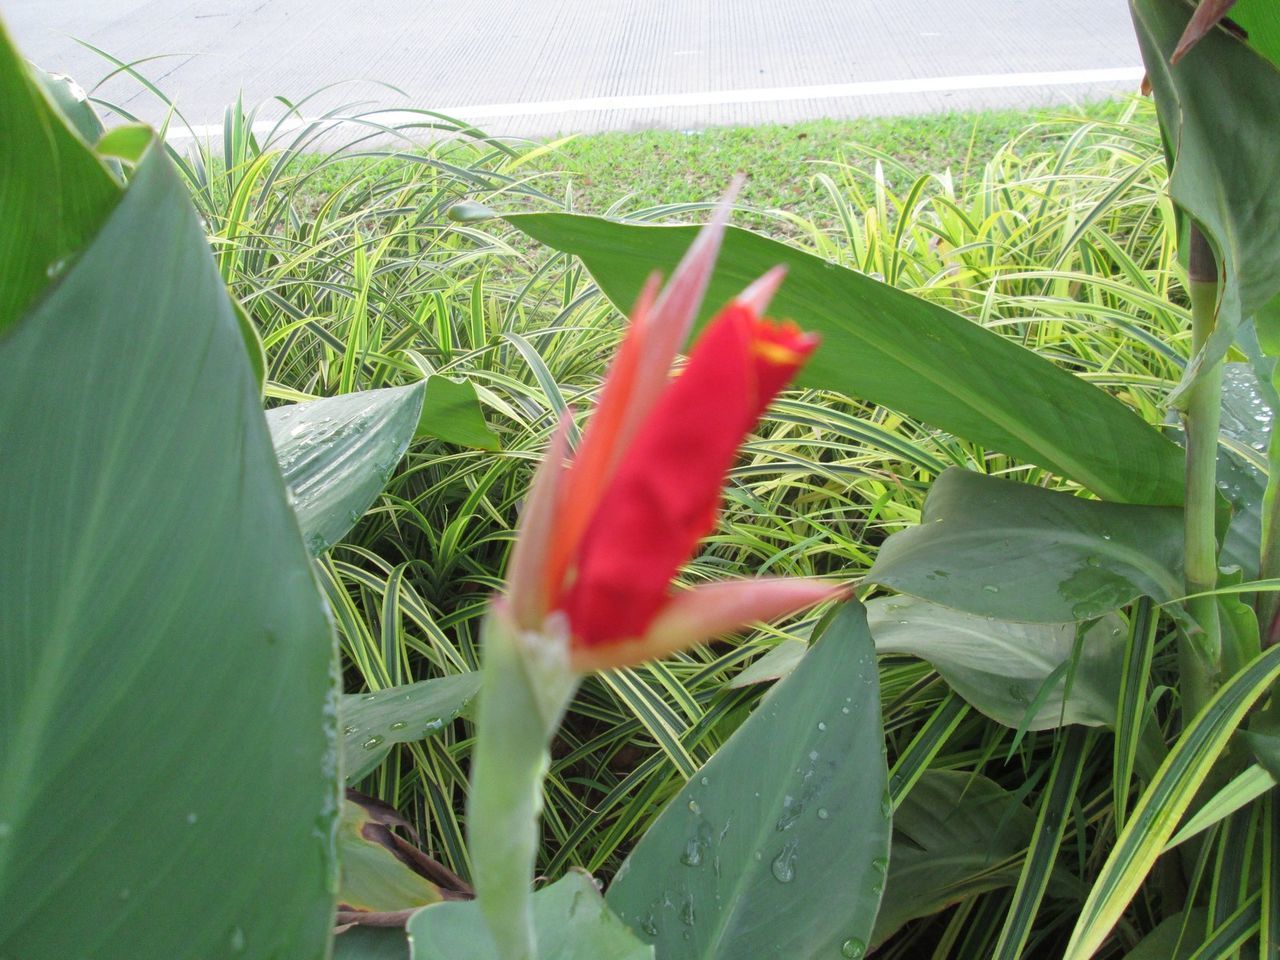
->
[[389, 720, 408, 731], [771, 842, 798, 883], [841, 937, 866, 958], [680, 895, 696, 926], [982, 584, 999, 593], [342, 725, 356, 736], [817, 721, 828, 732], [687, 799, 701, 815], [840, 706, 851, 715], [700, 776, 709, 786], [362, 736, 385, 750], [186, 812, 199, 824], [1086, 556, 1101, 568], [230, 927, 246, 952], [817, 808, 829, 820], [680, 837, 703, 867], [642, 914, 658, 937]]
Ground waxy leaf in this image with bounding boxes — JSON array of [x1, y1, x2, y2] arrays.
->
[[409, 871, 652, 960], [1133, 0, 1280, 387], [505, 212, 1185, 505], [868, 597, 1127, 730], [342, 673, 482, 783], [866, 469, 1185, 623], [0, 146, 337, 957], [607, 601, 889, 960], [0, 21, 118, 332], [268, 384, 425, 555]]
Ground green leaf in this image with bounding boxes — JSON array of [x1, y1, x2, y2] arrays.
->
[[418, 375, 500, 450], [1162, 763, 1276, 852], [866, 469, 1185, 623], [267, 384, 426, 555], [504, 212, 1185, 505], [1119, 909, 1207, 960], [1229, 1, 1280, 70], [992, 728, 1091, 960], [333, 927, 411, 960], [1132, 0, 1280, 386], [724, 637, 808, 688], [607, 601, 890, 960], [0, 22, 120, 332], [337, 796, 446, 913], [342, 673, 482, 783], [408, 871, 652, 960], [29, 66, 105, 147], [872, 771, 1046, 947], [1064, 643, 1280, 959], [868, 597, 1126, 729], [0, 147, 337, 957]]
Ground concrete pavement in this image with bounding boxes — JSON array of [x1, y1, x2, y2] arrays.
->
[[3, 0, 1143, 140]]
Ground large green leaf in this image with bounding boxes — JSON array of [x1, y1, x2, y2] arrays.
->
[[0, 146, 337, 956], [867, 597, 1126, 729], [268, 384, 426, 555], [409, 872, 652, 960], [342, 673, 482, 783], [606, 601, 890, 960], [1132, 0, 1280, 386], [871, 771, 1048, 947], [504, 212, 1185, 505], [866, 469, 1185, 623], [0, 21, 119, 332]]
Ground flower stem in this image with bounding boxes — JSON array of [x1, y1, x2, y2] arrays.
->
[[1181, 225, 1223, 719], [468, 612, 578, 960]]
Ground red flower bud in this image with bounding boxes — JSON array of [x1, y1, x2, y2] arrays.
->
[[504, 193, 846, 670]]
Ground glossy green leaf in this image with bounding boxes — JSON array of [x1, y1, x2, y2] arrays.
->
[[1133, 0, 1280, 387], [871, 771, 1047, 947], [342, 673, 482, 783], [419, 375, 500, 450], [607, 601, 890, 960], [409, 871, 652, 960], [0, 147, 337, 957], [0, 22, 119, 332], [1229, 1, 1280, 69], [504, 212, 1184, 505], [268, 384, 426, 555], [866, 469, 1185, 623], [867, 597, 1126, 729], [1064, 643, 1280, 959]]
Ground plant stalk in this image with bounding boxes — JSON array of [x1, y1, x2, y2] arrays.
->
[[468, 611, 578, 960], [1181, 225, 1224, 720]]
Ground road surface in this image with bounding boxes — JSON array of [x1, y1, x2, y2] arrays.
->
[[3, 0, 1144, 140]]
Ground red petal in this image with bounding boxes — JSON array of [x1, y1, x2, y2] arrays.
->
[[562, 303, 816, 647], [569, 578, 847, 672]]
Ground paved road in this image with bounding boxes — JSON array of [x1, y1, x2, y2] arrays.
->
[[4, 0, 1143, 140]]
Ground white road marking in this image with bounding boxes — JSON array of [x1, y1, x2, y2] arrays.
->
[[163, 66, 1144, 142]]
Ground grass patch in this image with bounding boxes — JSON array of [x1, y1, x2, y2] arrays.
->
[[532, 99, 1129, 221]]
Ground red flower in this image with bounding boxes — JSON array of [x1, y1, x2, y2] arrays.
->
[[504, 196, 845, 671]]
